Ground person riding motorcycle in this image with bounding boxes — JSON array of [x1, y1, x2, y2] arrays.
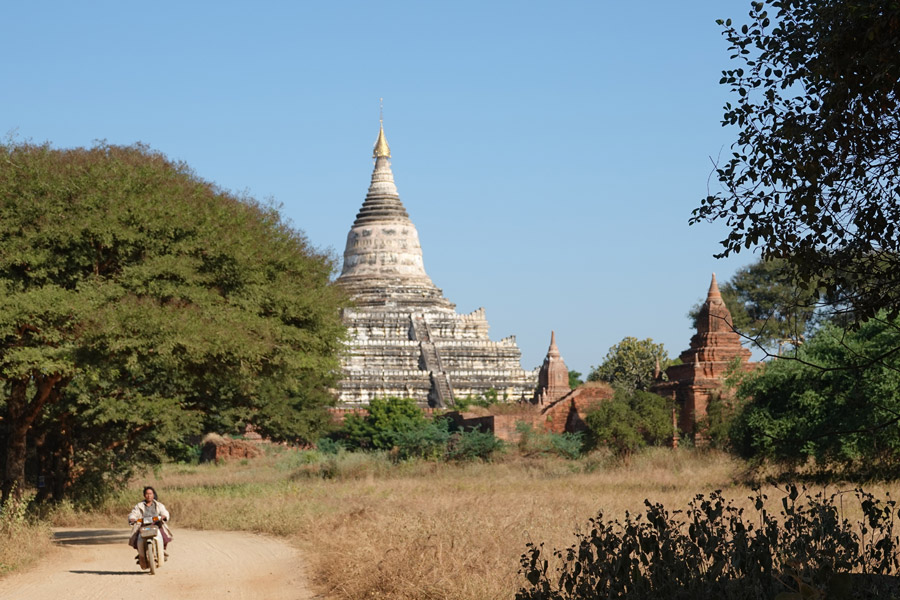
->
[[128, 486, 173, 558]]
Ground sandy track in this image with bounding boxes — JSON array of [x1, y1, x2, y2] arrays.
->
[[0, 528, 316, 600]]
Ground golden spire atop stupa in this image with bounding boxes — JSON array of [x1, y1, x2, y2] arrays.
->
[[373, 98, 391, 158]]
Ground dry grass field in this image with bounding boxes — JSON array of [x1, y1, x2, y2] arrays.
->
[[30, 446, 900, 599]]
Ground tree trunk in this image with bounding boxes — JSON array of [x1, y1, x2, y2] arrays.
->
[[33, 428, 48, 504], [2, 381, 29, 503], [1, 375, 63, 504], [47, 413, 75, 502]]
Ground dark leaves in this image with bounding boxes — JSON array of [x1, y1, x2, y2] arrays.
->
[[694, 0, 900, 331], [516, 487, 900, 599]]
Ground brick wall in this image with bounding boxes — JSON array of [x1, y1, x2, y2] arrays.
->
[[445, 384, 615, 442]]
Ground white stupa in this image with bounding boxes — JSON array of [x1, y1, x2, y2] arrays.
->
[[335, 122, 536, 407]]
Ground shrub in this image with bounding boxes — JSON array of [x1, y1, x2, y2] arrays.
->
[[315, 437, 345, 455], [167, 440, 203, 464], [517, 486, 900, 600], [446, 429, 505, 462], [0, 487, 53, 574], [549, 432, 584, 460], [290, 450, 395, 480], [729, 316, 900, 476], [453, 388, 502, 411], [0, 486, 28, 533], [391, 418, 451, 461], [584, 389, 671, 457], [516, 423, 585, 460]]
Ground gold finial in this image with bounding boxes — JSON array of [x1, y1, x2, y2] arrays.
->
[[373, 99, 391, 158]]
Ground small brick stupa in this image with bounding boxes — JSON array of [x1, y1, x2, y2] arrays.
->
[[654, 274, 756, 439], [532, 331, 570, 405]]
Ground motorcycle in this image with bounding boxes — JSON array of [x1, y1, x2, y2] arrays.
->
[[134, 514, 167, 574]]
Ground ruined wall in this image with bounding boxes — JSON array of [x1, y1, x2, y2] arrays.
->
[[445, 384, 615, 442]]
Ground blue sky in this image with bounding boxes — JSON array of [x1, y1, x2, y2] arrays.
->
[[2, 0, 760, 375]]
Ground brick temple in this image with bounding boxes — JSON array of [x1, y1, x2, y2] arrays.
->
[[334, 123, 537, 407], [653, 274, 757, 440]]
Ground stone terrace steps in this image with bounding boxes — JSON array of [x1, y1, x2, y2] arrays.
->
[[411, 315, 454, 408]]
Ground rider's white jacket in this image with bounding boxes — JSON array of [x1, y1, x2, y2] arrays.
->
[[129, 500, 170, 523]]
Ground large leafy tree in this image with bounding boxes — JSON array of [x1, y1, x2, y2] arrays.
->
[[588, 336, 671, 390], [730, 313, 900, 473], [0, 142, 348, 502], [587, 337, 670, 391], [689, 258, 818, 353], [692, 0, 900, 327]]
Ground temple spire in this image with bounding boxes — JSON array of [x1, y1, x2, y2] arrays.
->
[[337, 117, 450, 309], [373, 110, 391, 158], [548, 331, 560, 357], [707, 272, 722, 301]]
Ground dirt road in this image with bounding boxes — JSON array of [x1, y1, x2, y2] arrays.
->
[[0, 528, 316, 600]]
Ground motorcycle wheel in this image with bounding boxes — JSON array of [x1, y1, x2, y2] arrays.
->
[[147, 542, 156, 575]]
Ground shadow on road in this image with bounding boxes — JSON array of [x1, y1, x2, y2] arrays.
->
[[54, 530, 128, 546], [68, 570, 144, 576]]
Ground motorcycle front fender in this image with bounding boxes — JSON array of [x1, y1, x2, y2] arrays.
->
[[138, 532, 165, 569]]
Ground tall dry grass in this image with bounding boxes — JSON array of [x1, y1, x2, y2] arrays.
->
[[0, 492, 54, 576], [49, 447, 900, 599]]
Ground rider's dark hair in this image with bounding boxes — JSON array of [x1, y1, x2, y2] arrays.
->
[[143, 486, 158, 501]]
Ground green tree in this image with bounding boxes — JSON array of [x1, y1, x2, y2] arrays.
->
[[689, 258, 818, 353], [730, 313, 900, 473], [587, 337, 670, 391], [584, 389, 672, 458], [0, 142, 348, 502], [692, 0, 900, 328], [568, 370, 584, 389]]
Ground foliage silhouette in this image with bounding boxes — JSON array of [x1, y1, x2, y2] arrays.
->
[[517, 486, 900, 599], [692, 0, 900, 331]]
